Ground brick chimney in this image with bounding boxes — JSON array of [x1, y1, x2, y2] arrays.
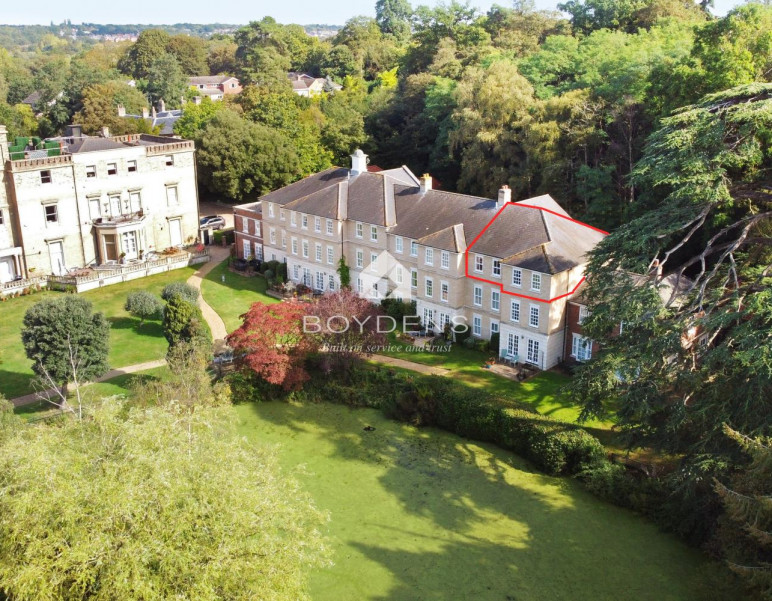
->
[[420, 174, 432, 193], [142, 107, 149, 119], [497, 185, 512, 208], [117, 104, 126, 117], [158, 98, 166, 113], [151, 106, 157, 119]]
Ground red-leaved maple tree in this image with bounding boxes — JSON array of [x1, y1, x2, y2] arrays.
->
[[227, 301, 317, 391]]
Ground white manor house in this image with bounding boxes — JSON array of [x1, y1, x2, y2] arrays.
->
[[258, 150, 606, 370], [0, 125, 200, 287]]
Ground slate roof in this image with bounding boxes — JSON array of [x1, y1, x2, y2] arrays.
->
[[260, 163, 605, 275], [68, 137, 131, 154], [188, 75, 236, 86]]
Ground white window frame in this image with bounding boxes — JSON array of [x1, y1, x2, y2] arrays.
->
[[355, 222, 363, 238], [529, 304, 540, 328], [440, 281, 449, 303], [473, 285, 482, 307], [510, 300, 520, 322], [301, 214, 308, 229], [291, 211, 297, 226], [315, 243, 322, 262], [491, 290, 500, 311], [370, 225, 378, 242], [425, 247, 433, 266], [326, 219, 333, 235], [490, 320, 499, 334], [396, 266, 403, 284], [527, 339, 540, 365], [441, 251, 449, 269], [302, 240, 309, 258], [243, 239, 251, 260], [280, 209, 286, 221], [411, 269, 418, 289], [493, 260, 501, 278], [291, 238, 298, 255], [512, 268, 522, 287], [268, 203, 275, 218], [425, 277, 433, 297], [572, 334, 593, 362], [356, 249, 364, 268], [578, 306, 590, 325], [370, 252, 378, 272], [473, 315, 482, 337], [410, 241, 418, 257], [474, 255, 483, 273], [395, 236, 403, 254], [269, 227, 276, 245], [315, 216, 321, 232], [531, 272, 542, 292], [327, 246, 334, 264]]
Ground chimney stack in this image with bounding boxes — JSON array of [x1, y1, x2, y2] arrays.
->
[[497, 185, 512, 208], [117, 104, 126, 117], [100, 126, 110, 138], [142, 107, 149, 119], [420, 174, 432, 193], [193, 96, 202, 105], [151, 106, 157, 119], [158, 98, 166, 113], [350, 148, 368, 176]]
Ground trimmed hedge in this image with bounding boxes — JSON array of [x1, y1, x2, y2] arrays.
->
[[302, 368, 606, 476]]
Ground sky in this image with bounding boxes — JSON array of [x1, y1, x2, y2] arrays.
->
[[1, 0, 747, 27]]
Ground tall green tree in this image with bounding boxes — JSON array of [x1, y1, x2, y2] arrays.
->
[[197, 109, 303, 201], [21, 296, 110, 398], [118, 28, 172, 79], [0, 399, 328, 599], [144, 52, 187, 108], [376, 0, 414, 41], [715, 426, 772, 600], [570, 84, 772, 459]]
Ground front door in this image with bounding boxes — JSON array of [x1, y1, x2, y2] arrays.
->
[[0, 257, 15, 283], [103, 234, 118, 261], [49, 241, 65, 275], [169, 219, 182, 247]]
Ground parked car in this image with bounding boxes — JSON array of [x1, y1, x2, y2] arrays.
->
[[200, 215, 226, 229]]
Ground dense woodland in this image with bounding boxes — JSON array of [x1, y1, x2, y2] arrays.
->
[[1, 1, 772, 597]]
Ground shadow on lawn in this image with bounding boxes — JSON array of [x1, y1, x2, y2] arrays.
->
[[0, 369, 36, 400], [204, 262, 270, 294], [108, 316, 164, 336], [246, 400, 703, 601]]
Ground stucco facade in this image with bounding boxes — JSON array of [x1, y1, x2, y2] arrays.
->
[[0, 127, 199, 280]]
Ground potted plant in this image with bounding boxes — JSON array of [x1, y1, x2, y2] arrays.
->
[[119, 252, 126, 265]]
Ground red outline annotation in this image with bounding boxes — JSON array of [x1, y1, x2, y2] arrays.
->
[[464, 203, 608, 305]]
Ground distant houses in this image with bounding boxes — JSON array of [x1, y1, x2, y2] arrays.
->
[[187, 76, 242, 101], [117, 100, 182, 135], [288, 73, 343, 97]]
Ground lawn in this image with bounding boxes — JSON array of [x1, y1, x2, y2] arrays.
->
[[235, 400, 709, 601], [375, 333, 613, 430], [199, 259, 277, 333], [12, 366, 171, 421], [0, 268, 196, 400]]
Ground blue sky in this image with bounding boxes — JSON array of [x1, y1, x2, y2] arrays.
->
[[2, 0, 747, 27]]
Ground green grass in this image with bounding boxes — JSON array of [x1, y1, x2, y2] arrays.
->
[[199, 260, 278, 333], [11, 366, 172, 421], [376, 333, 614, 431], [0, 268, 196, 400], [235, 400, 708, 601]]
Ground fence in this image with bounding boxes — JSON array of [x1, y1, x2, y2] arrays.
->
[[1, 249, 210, 297]]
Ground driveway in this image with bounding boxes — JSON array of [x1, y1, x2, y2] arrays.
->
[[199, 201, 235, 230]]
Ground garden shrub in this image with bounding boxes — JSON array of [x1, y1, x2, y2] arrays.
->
[[161, 282, 199, 304], [463, 336, 476, 349], [489, 332, 500, 353], [263, 269, 274, 282]]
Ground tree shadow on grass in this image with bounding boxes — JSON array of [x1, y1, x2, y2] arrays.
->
[[108, 316, 164, 337], [244, 401, 705, 601], [0, 369, 35, 400]]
